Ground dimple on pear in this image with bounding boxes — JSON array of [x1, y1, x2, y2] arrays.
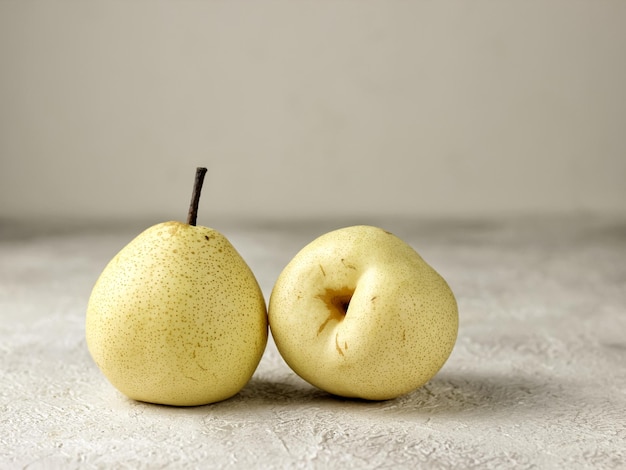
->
[[86, 168, 267, 406]]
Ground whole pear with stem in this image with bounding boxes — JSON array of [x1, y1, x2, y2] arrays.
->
[[86, 167, 267, 406]]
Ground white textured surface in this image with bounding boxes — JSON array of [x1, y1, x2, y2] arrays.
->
[[1, 217, 625, 469]]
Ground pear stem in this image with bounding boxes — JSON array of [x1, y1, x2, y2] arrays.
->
[[187, 167, 208, 226]]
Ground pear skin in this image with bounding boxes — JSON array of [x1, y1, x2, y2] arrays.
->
[[86, 221, 267, 406], [268, 225, 458, 400]]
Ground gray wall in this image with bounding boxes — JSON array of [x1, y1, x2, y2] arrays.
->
[[2, 1, 625, 222]]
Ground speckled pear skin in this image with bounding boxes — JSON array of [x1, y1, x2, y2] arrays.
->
[[86, 221, 268, 406], [268, 225, 458, 401]]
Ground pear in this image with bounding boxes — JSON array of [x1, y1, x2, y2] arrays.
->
[[86, 168, 267, 406], [268, 225, 458, 400]]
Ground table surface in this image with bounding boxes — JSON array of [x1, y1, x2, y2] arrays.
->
[[1, 216, 625, 469]]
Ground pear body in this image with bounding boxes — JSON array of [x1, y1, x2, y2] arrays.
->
[[86, 221, 267, 406], [268, 225, 458, 400]]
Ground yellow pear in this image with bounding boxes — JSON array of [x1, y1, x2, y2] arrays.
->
[[86, 168, 267, 406], [268, 225, 458, 400]]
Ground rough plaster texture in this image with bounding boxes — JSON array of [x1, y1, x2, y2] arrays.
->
[[1, 217, 625, 469]]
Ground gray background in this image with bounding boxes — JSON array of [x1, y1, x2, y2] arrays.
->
[[1, 1, 625, 222]]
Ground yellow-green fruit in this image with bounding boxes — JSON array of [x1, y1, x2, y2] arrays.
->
[[268, 225, 458, 401], [86, 221, 267, 406]]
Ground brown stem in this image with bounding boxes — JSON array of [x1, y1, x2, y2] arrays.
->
[[186, 167, 207, 226]]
